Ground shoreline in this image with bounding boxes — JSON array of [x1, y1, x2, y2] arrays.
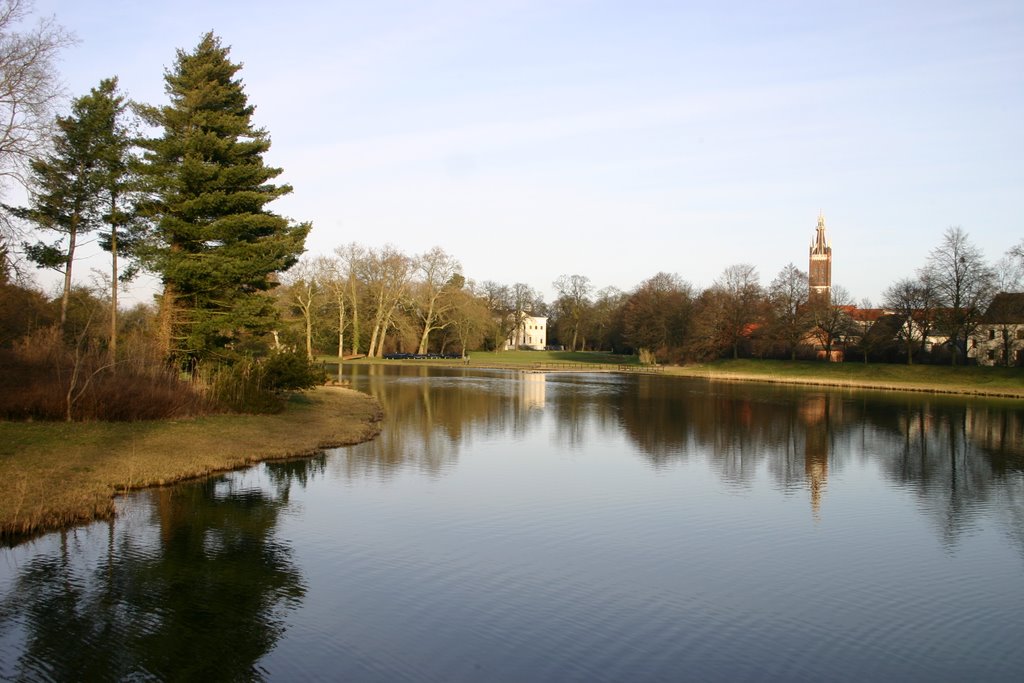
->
[[661, 366, 1024, 399], [0, 386, 384, 544], [4, 360, 1019, 542], [343, 357, 1024, 400]]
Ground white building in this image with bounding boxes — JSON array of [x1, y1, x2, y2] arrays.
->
[[504, 316, 547, 350], [970, 293, 1024, 366]]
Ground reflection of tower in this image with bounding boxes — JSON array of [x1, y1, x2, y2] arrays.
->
[[809, 213, 832, 308], [520, 372, 546, 410], [798, 394, 830, 519]]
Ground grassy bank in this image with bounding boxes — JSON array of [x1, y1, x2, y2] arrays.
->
[[666, 359, 1024, 397], [0, 387, 383, 542]]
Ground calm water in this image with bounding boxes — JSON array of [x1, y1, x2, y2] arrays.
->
[[2, 366, 1023, 682]]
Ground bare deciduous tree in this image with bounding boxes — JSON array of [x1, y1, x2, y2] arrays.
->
[[443, 284, 491, 357], [924, 226, 995, 364], [767, 263, 809, 360], [281, 257, 319, 360], [0, 0, 75, 265], [553, 274, 592, 351], [714, 263, 763, 359], [810, 284, 855, 360], [621, 272, 694, 362], [412, 246, 461, 354], [334, 243, 366, 356], [363, 245, 411, 357], [883, 275, 937, 364]]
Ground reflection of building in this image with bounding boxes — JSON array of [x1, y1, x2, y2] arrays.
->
[[505, 315, 547, 350], [798, 394, 831, 519], [808, 213, 832, 308], [966, 403, 1024, 454], [520, 372, 546, 409]]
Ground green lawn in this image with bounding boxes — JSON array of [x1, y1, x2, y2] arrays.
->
[[670, 359, 1024, 395]]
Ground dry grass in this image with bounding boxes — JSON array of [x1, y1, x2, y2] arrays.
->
[[0, 387, 383, 542], [0, 329, 209, 421]]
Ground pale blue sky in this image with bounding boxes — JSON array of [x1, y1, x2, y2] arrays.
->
[[31, 0, 1024, 304]]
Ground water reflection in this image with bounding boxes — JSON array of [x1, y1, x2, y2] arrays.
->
[[343, 366, 1024, 545], [1, 367, 1022, 681], [339, 365, 550, 478], [0, 463, 313, 681]]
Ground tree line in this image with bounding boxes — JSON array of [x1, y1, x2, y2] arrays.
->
[[272, 226, 1023, 367]]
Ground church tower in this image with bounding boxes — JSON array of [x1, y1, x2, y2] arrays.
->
[[808, 213, 832, 307]]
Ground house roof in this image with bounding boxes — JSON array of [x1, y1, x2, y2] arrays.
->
[[849, 308, 887, 323], [863, 313, 905, 342], [982, 292, 1024, 324]]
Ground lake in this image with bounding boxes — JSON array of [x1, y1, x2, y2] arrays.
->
[[1, 365, 1022, 681]]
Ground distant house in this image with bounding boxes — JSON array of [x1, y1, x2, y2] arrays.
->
[[970, 293, 1024, 366], [504, 315, 547, 350]]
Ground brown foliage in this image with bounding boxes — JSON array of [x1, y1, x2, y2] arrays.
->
[[0, 326, 208, 421]]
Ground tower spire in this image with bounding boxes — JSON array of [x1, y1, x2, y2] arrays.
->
[[811, 213, 829, 255], [808, 213, 832, 307]]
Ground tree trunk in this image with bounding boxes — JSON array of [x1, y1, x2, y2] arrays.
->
[[417, 322, 432, 355], [60, 220, 78, 331], [367, 322, 381, 358], [348, 276, 360, 356], [336, 294, 345, 359], [304, 308, 313, 360], [157, 282, 178, 360], [109, 199, 118, 361]]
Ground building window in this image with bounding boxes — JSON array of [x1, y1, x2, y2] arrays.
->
[[987, 350, 995, 361], [1016, 329, 1024, 340], [988, 329, 996, 340]]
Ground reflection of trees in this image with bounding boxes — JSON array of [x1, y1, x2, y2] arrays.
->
[[339, 365, 546, 477], [264, 453, 328, 500], [614, 375, 697, 466], [875, 399, 1014, 549], [341, 366, 1024, 557], [615, 378, 820, 486], [0, 473, 305, 680], [548, 374, 623, 450], [615, 377, 1024, 543]]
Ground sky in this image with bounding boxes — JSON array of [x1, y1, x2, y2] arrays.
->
[[23, 0, 1024, 306]]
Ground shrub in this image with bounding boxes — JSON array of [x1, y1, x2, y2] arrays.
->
[[262, 351, 323, 392], [201, 352, 323, 414], [0, 326, 208, 421]]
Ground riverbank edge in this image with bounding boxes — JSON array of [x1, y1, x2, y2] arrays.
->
[[0, 386, 384, 544], [344, 358, 1024, 400], [662, 366, 1024, 399]]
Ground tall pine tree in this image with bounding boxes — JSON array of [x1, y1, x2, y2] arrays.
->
[[12, 78, 125, 331], [89, 77, 135, 359], [138, 32, 309, 367]]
